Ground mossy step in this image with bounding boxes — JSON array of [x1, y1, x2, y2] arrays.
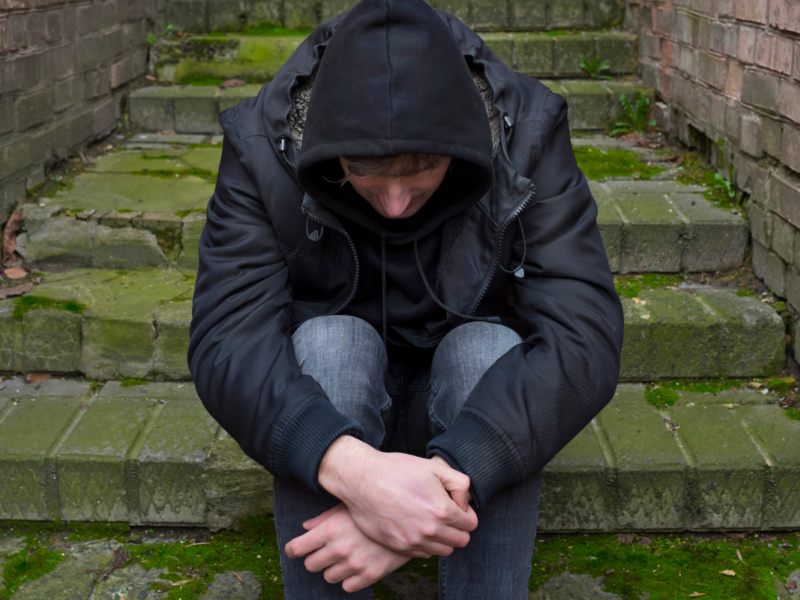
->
[[150, 31, 638, 85], [0, 271, 785, 381], [18, 149, 745, 274], [166, 0, 625, 35], [1, 379, 797, 531], [128, 80, 652, 134]]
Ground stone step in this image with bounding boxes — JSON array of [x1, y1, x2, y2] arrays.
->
[[1, 378, 796, 531], [0, 269, 785, 380], [166, 0, 626, 35], [150, 31, 638, 84], [19, 145, 746, 274], [128, 80, 652, 134]]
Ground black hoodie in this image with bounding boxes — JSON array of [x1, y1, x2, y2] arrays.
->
[[189, 0, 624, 510]]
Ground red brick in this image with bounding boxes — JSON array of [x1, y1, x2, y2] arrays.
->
[[655, 8, 675, 36], [8, 14, 27, 51], [756, 31, 794, 74], [770, 171, 800, 230], [740, 112, 761, 156], [110, 55, 132, 88], [643, 31, 661, 59], [725, 60, 743, 99], [692, 0, 712, 14], [795, 42, 800, 82], [724, 99, 742, 142], [698, 18, 711, 49], [678, 44, 697, 77], [737, 25, 758, 63], [661, 38, 675, 65], [0, 18, 7, 53], [779, 80, 800, 125], [698, 51, 728, 90], [709, 91, 726, 133], [769, 0, 800, 34], [677, 12, 699, 45], [659, 64, 675, 100], [715, 0, 736, 17], [736, 0, 768, 23], [782, 127, 800, 174], [710, 22, 738, 56]]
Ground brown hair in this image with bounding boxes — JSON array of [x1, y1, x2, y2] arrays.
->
[[339, 153, 448, 184]]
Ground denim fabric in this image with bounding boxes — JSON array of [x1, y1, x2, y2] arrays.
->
[[274, 315, 542, 599]]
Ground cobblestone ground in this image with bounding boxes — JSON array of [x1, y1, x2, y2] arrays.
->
[[1, 520, 798, 599]]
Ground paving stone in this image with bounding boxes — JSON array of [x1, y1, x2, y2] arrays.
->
[[740, 406, 800, 528], [560, 81, 612, 130], [179, 211, 207, 270], [530, 572, 620, 600], [174, 86, 223, 135], [591, 181, 623, 272], [669, 193, 748, 271], [200, 570, 262, 599], [128, 86, 177, 132], [136, 399, 219, 523], [0, 302, 23, 372], [129, 133, 210, 145], [0, 396, 85, 519], [553, 36, 595, 77], [12, 540, 115, 600], [57, 397, 158, 521], [538, 424, 608, 532], [92, 563, 169, 600], [182, 147, 223, 172], [666, 402, 766, 529], [598, 390, 687, 530], [615, 192, 683, 273], [204, 435, 273, 531], [20, 308, 82, 372], [0, 377, 93, 399], [153, 300, 192, 379], [99, 380, 200, 401]]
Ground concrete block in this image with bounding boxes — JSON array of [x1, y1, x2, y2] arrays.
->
[[0, 301, 23, 372], [166, 0, 209, 34], [553, 36, 594, 77], [585, 0, 624, 27], [560, 81, 611, 130], [173, 86, 221, 134], [756, 31, 794, 75], [0, 397, 85, 520], [538, 425, 608, 532], [249, 0, 281, 24], [737, 25, 758, 64], [779, 79, 800, 125], [783, 126, 800, 174], [207, 0, 247, 32], [217, 84, 259, 112], [598, 394, 687, 530], [481, 33, 514, 67], [747, 201, 773, 248], [596, 32, 638, 74], [740, 112, 761, 156], [769, 171, 800, 229], [770, 0, 800, 34], [697, 51, 727, 90], [135, 400, 219, 523], [152, 301, 192, 379], [772, 215, 796, 264], [22, 308, 82, 373], [742, 70, 780, 112], [736, 0, 768, 23], [511, 0, 546, 30], [128, 86, 176, 132], [593, 184, 622, 272], [321, 0, 356, 21], [733, 151, 769, 200], [548, 0, 583, 28], [615, 192, 683, 273], [512, 33, 553, 75], [471, 0, 508, 29], [752, 240, 787, 297], [178, 211, 206, 270]]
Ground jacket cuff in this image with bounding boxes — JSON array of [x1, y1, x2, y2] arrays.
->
[[274, 397, 365, 494], [426, 412, 520, 509]]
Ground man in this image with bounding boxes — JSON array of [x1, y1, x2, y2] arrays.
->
[[188, 0, 624, 597]]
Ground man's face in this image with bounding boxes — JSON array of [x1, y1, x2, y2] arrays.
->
[[339, 156, 452, 219]]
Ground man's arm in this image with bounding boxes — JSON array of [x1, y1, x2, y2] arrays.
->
[[427, 89, 624, 508], [188, 111, 365, 491]]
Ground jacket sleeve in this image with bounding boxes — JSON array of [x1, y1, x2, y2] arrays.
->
[[426, 90, 624, 509], [188, 111, 364, 493]]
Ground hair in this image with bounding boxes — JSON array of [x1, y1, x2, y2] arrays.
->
[[338, 153, 448, 185]]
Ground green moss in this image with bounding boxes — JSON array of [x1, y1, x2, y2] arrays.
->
[[767, 377, 795, 394], [12, 296, 87, 319], [175, 208, 207, 219], [140, 155, 176, 161], [784, 407, 800, 421], [115, 208, 135, 213], [677, 152, 740, 211], [574, 147, 667, 181], [0, 546, 64, 599], [120, 376, 149, 388], [648, 378, 754, 395], [530, 532, 800, 599], [644, 385, 679, 408], [178, 73, 226, 86], [545, 29, 572, 36], [614, 273, 687, 298], [736, 289, 753, 297], [130, 168, 217, 183], [241, 22, 314, 36]]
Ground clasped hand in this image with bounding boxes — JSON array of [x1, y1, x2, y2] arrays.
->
[[284, 435, 478, 592]]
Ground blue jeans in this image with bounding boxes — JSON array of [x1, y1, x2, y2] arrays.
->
[[275, 316, 543, 599]]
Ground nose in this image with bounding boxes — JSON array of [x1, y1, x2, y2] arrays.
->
[[380, 181, 413, 218]]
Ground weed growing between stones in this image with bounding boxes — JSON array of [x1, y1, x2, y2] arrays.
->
[[677, 152, 743, 211], [12, 296, 87, 319], [613, 274, 687, 298], [175, 208, 207, 219], [574, 146, 667, 181], [644, 377, 796, 408], [530, 532, 800, 600], [120, 376, 149, 387]]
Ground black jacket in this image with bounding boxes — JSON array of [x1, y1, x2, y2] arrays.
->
[[188, 0, 624, 509]]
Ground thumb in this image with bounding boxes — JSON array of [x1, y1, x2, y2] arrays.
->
[[432, 461, 472, 512]]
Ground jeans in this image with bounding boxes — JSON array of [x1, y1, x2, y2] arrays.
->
[[274, 315, 543, 599]]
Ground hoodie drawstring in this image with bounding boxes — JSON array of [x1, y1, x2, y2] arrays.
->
[[413, 240, 501, 325]]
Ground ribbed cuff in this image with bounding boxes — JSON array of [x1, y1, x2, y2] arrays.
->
[[274, 397, 365, 494], [426, 412, 520, 509]]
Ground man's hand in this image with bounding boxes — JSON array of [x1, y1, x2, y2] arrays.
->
[[285, 503, 410, 593], [317, 436, 478, 558]]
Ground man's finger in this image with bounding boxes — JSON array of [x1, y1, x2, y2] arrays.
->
[[285, 527, 327, 559], [303, 502, 347, 531]]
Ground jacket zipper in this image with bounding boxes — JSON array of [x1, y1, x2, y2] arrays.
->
[[467, 184, 536, 316], [292, 211, 360, 330]]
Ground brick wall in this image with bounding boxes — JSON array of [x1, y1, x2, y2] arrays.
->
[[629, 0, 800, 313], [0, 0, 163, 225]]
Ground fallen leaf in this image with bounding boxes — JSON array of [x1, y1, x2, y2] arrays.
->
[[641, 314, 651, 319], [171, 579, 194, 586], [781, 376, 797, 386], [689, 594, 706, 597], [145, 75, 157, 81], [24, 373, 51, 384], [722, 403, 736, 409], [662, 416, 680, 433], [748, 381, 763, 389], [232, 571, 243, 582], [736, 549, 744, 563], [157, 129, 176, 135], [778, 397, 795, 408], [0, 282, 32, 299], [219, 79, 246, 89], [786, 580, 797, 592], [2, 206, 23, 267], [606, 569, 615, 574], [632, 297, 640, 304], [617, 533, 634, 545], [638, 536, 653, 546], [720, 570, 736, 576], [4, 267, 27, 279]]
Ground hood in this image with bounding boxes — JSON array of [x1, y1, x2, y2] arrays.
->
[[295, 0, 496, 241]]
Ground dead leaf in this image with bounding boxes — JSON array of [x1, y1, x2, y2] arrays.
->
[[157, 129, 176, 135], [24, 373, 51, 384], [112, 548, 130, 570], [232, 571, 243, 582], [720, 570, 736, 576], [736, 549, 744, 563], [722, 403, 736, 409], [145, 75, 157, 81], [171, 579, 194, 586], [632, 297, 640, 304], [781, 376, 797, 386], [689, 594, 706, 597], [4, 267, 27, 279], [786, 580, 797, 592], [0, 282, 32, 299], [219, 79, 246, 89], [638, 536, 653, 546], [606, 569, 615, 574], [778, 397, 796, 408], [748, 381, 763, 389], [617, 533, 634, 545], [662, 416, 680, 433], [2, 206, 23, 267], [641, 314, 651, 319]]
